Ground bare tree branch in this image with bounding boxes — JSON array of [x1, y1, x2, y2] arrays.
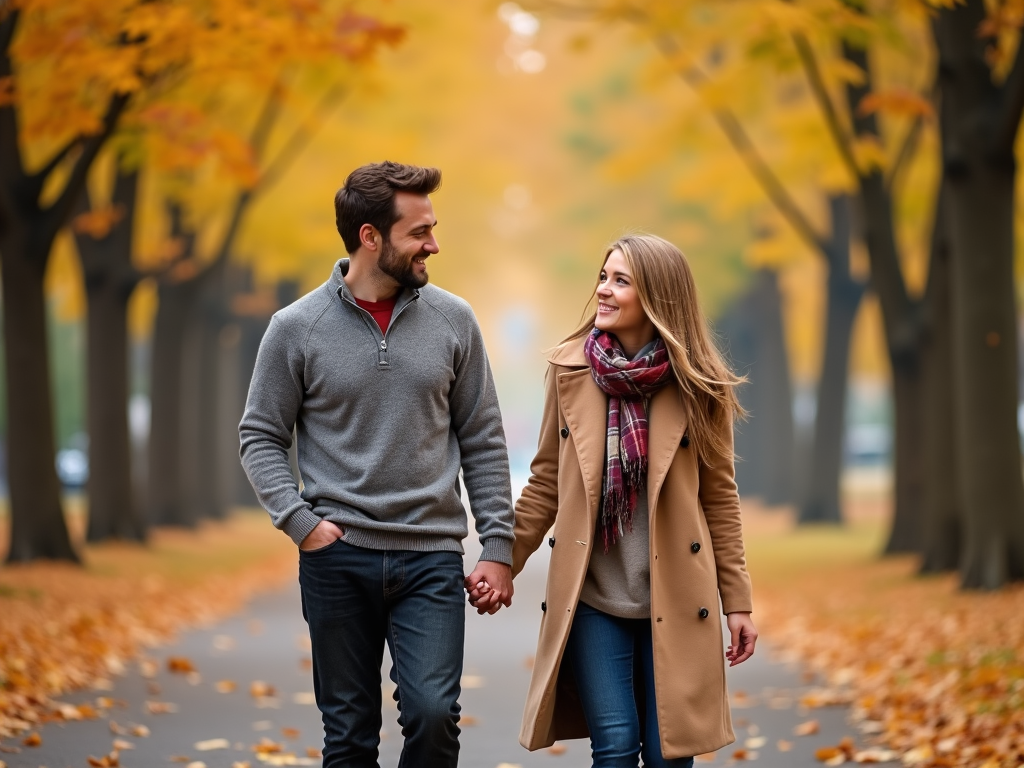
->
[[258, 83, 347, 193], [888, 78, 937, 195], [792, 30, 861, 181], [31, 134, 83, 186], [653, 33, 827, 253], [44, 91, 130, 241]]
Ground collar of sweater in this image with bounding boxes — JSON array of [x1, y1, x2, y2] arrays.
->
[[330, 258, 421, 312]]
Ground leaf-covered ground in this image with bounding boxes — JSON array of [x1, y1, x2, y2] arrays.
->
[[2, 496, 1022, 767], [745, 496, 1024, 768], [0, 508, 295, 743]]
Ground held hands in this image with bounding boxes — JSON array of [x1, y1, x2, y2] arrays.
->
[[464, 561, 513, 615], [299, 520, 344, 551], [725, 611, 758, 667]]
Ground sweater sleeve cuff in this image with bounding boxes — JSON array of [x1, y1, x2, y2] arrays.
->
[[479, 536, 514, 566], [282, 506, 322, 546]]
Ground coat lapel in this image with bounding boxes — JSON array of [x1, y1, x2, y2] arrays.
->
[[556, 368, 606, 532], [647, 385, 689, 508]]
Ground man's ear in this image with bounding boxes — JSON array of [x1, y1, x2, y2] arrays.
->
[[358, 223, 379, 252]]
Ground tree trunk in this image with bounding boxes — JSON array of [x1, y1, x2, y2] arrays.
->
[[722, 269, 795, 505], [84, 277, 142, 540], [147, 278, 199, 526], [919, 184, 961, 573], [179, 262, 227, 521], [843, 44, 927, 554], [884, 359, 925, 553], [799, 195, 864, 524], [937, 1, 1024, 587], [1, 225, 78, 562], [75, 168, 145, 542]]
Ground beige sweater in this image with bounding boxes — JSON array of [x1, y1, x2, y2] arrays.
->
[[578, 494, 651, 619]]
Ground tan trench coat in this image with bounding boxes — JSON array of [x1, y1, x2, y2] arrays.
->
[[512, 337, 754, 760]]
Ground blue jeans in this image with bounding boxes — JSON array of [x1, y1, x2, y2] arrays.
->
[[298, 539, 465, 768], [567, 602, 695, 768]]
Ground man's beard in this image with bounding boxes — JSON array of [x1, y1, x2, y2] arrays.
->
[[378, 237, 428, 289]]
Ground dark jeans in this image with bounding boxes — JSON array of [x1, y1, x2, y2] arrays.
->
[[567, 601, 695, 768], [298, 539, 465, 768]]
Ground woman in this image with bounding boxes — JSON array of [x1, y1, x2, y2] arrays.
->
[[478, 234, 757, 767]]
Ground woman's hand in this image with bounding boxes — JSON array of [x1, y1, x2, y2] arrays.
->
[[725, 612, 757, 666]]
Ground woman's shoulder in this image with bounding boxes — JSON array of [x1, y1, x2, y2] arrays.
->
[[546, 335, 588, 368]]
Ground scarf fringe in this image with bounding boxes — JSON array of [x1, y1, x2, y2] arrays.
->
[[599, 456, 647, 552]]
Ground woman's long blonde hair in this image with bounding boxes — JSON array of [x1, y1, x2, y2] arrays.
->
[[563, 233, 745, 463]]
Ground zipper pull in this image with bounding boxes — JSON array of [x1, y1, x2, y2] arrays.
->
[[378, 338, 389, 366], [380, 339, 387, 350]]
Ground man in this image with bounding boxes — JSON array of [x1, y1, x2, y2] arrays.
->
[[239, 161, 514, 768]]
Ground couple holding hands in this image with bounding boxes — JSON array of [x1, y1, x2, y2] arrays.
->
[[239, 161, 757, 768]]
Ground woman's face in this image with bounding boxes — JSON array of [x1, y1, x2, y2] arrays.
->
[[594, 249, 655, 352]]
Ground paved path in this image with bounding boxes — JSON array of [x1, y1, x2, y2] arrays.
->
[[8, 540, 867, 768]]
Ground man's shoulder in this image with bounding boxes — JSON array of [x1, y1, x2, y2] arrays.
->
[[271, 282, 335, 331], [417, 284, 475, 323]]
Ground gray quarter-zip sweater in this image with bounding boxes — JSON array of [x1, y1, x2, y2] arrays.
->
[[239, 259, 514, 565]]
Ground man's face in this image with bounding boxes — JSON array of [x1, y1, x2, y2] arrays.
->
[[377, 192, 439, 289]]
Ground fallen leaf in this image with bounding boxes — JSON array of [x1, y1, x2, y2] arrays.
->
[[112, 738, 134, 750], [250, 681, 276, 698], [732, 691, 754, 708], [852, 748, 899, 763], [795, 720, 820, 736], [281, 727, 300, 739], [777, 740, 793, 752], [170, 757, 191, 763], [745, 737, 767, 749], [252, 721, 274, 731], [901, 746, 933, 765], [815, 746, 842, 762], [461, 674, 485, 689], [547, 743, 567, 755], [217, 680, 238, 693], [187, 762, 207, 768], [232, 763, 252, 768], [523, 656, 535, 669], [292, 692, 316, 705], [305, 747, 321, 758], [213, 635, 236, 651], [145, 700, 178, 714], [168, 656, 197, 674], [139, 659, 159, 678], [21, 732, 40, 747], [732, 748, 755, 760], [109, 721, 127, 735], [494, 764, 523, 768], [254, 738, 284, 754], [129, 723, 151, 737], [695, 754, 716, 762], [461, 715, 478, 726], [195, 738, 231, 751]]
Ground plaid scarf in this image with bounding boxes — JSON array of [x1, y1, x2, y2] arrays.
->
[[584, 328, 672, 552]]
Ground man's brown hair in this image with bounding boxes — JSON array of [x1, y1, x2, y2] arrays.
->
[[334, 161, 442, 253]]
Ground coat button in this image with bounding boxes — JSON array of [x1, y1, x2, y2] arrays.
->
[[691, 541, 701, 553], [560, 427, 570, 438], [681, 434, 691, 448], [541, 601, 547, 612], [698, 607, 709, 619], [548, 537, 555, 548]]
